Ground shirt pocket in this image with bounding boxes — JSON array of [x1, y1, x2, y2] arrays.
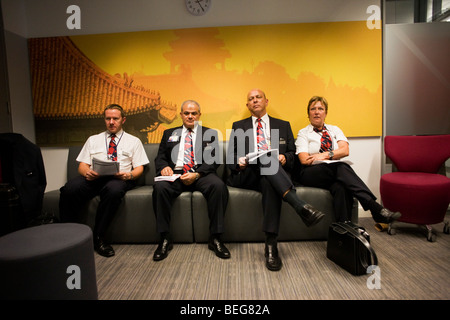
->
[[120, 147, 133, 162], [89, 147, 105, 161]]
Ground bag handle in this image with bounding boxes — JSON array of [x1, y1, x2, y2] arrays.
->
[[334, 222, 378, 268]]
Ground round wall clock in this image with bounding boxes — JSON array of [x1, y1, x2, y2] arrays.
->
[[185, 0, 211, 16]]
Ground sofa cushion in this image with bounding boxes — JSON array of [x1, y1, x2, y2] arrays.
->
[[67, 146, 82, 181], [143, 144, 158, 185], [105, 186, 193, 243]]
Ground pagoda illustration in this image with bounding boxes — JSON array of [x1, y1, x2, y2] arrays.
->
[[29, 36, 177, 146]]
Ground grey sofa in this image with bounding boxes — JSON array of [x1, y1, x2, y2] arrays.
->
[[42, 144, 358, 244]]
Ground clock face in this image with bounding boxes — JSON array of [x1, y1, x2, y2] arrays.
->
[[185, 0, 211, 16]]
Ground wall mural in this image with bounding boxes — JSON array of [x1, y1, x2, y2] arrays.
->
[[29, 21, 381, 146]]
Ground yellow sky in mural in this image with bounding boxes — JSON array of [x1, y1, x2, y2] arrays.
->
[[71, 22, 380, 92], [72, 30, 176, 75], [218, 23, 381, 93], [70, 21, 382, 138]]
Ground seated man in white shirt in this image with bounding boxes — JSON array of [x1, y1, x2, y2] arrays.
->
[[59, 104, 149, 257]]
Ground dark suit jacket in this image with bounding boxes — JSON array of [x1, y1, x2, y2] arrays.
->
[[155, 125, 220, 176], [226, 115, 296, 174], [0, 133, 47, 226]]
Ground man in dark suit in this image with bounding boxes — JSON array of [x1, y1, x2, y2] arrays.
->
[[152, 100, 229, 261], [227, 88, 325, 271]]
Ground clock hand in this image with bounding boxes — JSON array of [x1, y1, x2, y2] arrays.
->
[[195, 0, 205, 11]]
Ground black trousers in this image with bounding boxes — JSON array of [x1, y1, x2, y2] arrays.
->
[[227, 163, 294, 234], [152, 173, 228, 235], [59, 175, 135, 237], [298, 162, 376, 222]]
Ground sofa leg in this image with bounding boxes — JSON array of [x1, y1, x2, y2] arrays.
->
[[443, 221, 449, 234], [426, 225, 436, 242], [387, 222, 396, 235]]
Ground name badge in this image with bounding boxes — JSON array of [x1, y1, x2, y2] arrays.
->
[[168, 135, 180, 142]]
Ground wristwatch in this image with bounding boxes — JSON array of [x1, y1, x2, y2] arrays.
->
[[328, 151, 334, 160]]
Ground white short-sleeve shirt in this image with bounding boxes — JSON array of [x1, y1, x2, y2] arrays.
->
[[295, 124, 348, 155], [77, 130, 149, 172]]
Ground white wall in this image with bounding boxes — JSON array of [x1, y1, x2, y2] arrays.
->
[[19, 0, 379, 37], [1, 0, 34, 140], [384, 22, 450, 136], [2, 0, 383, 216], [42, 148, 69, 191]]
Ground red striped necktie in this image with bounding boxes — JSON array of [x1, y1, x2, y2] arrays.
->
[[314, 127, 332, 153], [183, 129, 195, 173], [256, 119, 269, 151], [108, 134, 118, 161]]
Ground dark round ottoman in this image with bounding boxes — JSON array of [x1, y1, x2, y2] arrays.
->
[[0, 223, 98, 300]]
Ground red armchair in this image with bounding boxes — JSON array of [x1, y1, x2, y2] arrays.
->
[[380, 135, 450, 241]]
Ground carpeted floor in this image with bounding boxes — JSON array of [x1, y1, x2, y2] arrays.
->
[[94, 216, 450, 300]]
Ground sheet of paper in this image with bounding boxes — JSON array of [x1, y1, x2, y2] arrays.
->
[[246, 149, 279, 162], [92, 157, 120, 176], [312, 159, 354, 166], [154, 174, 181, 182]]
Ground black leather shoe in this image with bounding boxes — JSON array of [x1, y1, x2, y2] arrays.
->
[[299, 204, 325, 227], [153, 238, 173, 261], [208, 238, 231, 259], [265, 244, 282, 271], [94, 237, 115, 257], [374, 208, 401, 223]]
